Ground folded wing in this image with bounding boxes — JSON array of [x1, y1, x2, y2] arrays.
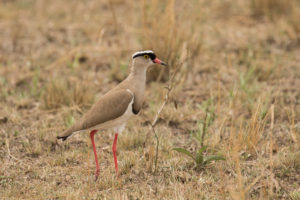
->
[[57, 89, 134, 140]]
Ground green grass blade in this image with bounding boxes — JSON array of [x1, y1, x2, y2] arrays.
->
[[203, 155, 225, 164], [198, 146, 207, 155], [173, 148, 195, 161], [195, 153, 203, 165]]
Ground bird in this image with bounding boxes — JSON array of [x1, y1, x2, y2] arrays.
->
[[57, 50, 167, 180]]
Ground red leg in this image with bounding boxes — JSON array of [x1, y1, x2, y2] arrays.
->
[[90, 130, 99, 181], [112, 133, 119, 175]]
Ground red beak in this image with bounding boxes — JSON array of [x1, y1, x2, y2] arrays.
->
[[153, 58, 168, 66]]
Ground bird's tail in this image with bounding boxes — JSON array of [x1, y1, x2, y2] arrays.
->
[[57, 128, 74, 141]]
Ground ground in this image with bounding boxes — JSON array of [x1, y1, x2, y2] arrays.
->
[[0, 0, 300, 199]]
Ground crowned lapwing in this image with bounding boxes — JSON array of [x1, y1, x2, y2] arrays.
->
[[57, 50, 167, 180]]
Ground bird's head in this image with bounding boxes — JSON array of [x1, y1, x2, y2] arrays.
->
[[132, 50, 167, 69]]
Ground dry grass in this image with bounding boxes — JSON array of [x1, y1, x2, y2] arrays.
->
[[250, 0, 296, 19], [42, 80, 94, 109], [250, 0, 300, 41], [141, 0, 201, 81], [0, 0, 300, 199]]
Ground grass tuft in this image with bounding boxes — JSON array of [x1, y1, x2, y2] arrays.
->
[[250, 0, 296, 19], [140, 0, 201, 81], [41, 80, 94, 109]]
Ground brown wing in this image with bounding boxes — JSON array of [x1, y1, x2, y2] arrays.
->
[[57, 89, 133, 140], [79, 89, 133, 129]]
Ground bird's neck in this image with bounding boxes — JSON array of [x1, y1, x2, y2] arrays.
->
[[124, 65, 147, 98], [121, 63, 147, 113], [128, 65, 147, 83]]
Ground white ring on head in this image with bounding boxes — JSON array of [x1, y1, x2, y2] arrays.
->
[[132, 50, 155, 58]]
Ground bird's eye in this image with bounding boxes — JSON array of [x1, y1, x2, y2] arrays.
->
[[144, 55, 149, 59]]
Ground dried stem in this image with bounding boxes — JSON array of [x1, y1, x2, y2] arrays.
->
[[108, 0, 118, 31], [145, 53, 189, 173], [201, 109, 208, 148], [268, 104, 274, 197], [2, 129, 27, 170]]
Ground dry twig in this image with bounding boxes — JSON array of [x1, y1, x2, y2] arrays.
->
[[2, 129, 27, 170], [144, 52, 189, 173]]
